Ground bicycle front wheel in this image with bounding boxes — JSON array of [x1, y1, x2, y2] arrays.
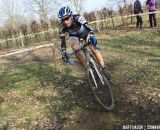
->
[[87, 64, 114, 110]]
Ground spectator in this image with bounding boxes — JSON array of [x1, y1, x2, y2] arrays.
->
[[146, 0, 158, 28], [134, 0, 143, 28]]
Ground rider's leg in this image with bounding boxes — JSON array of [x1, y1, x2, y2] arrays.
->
[[69, 36, 87, 67], [87, 35, 111, 79], [86, 34, 105, 68], [89, 45, 111, 80], [89, 45, 105, 68]]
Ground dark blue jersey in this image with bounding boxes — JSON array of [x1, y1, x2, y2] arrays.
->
[[59, 14, 94, 51]]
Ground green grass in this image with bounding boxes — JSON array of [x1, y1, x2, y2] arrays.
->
[[0, 28, 160, 129], [0, 59, 93, 129], [99, 29, 160, 88]]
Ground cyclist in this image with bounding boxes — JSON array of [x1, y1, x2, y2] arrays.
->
[[58, 6, 110, 79]]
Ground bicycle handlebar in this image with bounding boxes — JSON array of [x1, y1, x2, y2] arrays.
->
[[65, 41, 100, 65]]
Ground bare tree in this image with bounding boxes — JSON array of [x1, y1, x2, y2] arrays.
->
[[100, 8, 108, 30], [94, 11, 101, 33], [41, 19, 49, 31], [107, 9, 115, 28], [118, 0, 134, 26], [20, 24, 29, 45], [101, 7, 108, 19], [119, 5, 125, 25], [3, 15, 28, 29], [118, 0, 127, 10], [30, 20, 41, 43], [2, 28, 14, 48], [24, 0, 56, 23], [0, 0, 23, 29], [127, 4, 134, 24], [84, 11, 96, 22], [118, 0, 129, 17], [41, 19, 51, 40], [68, 0, 83, 14], [50, 19, 59, 29]]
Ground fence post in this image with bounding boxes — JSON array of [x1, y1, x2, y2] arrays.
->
[[111, 17, 115, 28], [20, 31, 24, 47], [51, 42, 57, 69]]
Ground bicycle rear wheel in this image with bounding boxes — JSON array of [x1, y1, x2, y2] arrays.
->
[[87, 63, 114, 110]]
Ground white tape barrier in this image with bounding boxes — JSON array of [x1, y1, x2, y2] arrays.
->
[[0, 11, 159, 44], [90, 11, 159, 24], [0, 43, 54, 58], [0, 28, 58, 43]]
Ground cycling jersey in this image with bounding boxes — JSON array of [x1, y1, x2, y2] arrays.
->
[[59, 14, 94, 51]]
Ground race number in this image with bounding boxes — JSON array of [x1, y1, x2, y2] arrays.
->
[[78, 16, 87, 24]]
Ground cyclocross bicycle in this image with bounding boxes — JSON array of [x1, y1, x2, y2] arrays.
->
[[66, 40, 114, 110]]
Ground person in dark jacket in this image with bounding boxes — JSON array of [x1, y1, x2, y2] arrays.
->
[[146, 0, 158, 28], [134, 0, 143, 28]]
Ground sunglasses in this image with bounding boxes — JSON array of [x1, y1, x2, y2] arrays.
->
[[62, 17, 70, 21]]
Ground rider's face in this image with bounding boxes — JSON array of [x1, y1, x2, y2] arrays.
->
[[63, 16, 72, 27]]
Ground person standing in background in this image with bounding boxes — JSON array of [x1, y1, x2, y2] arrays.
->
[[146, 0, 158, 28], [134, 0, 143, 28]]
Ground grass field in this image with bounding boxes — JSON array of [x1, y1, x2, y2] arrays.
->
[[0, 27, 160, 130]]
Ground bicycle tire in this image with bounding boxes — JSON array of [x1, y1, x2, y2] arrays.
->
[[86, 61, 114, 110]]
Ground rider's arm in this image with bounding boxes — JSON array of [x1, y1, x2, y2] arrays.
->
[[61, 33, 66, 52], [76, 15, 94, 34], [59, 25, 69, 62], [76, 15, 97, 46], [83, 23, 94, 34], [59, 25, 67, 52]]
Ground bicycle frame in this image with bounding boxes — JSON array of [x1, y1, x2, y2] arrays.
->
[[66, 42, 105, 86], [66, 41, 100, 64], [66, 41, 114, 110]]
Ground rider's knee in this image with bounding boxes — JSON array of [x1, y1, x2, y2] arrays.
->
[[69, 36, 80, 50], [89, 45, 99, 54]]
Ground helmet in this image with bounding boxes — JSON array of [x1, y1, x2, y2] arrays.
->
[[58, 6, 72, 20]]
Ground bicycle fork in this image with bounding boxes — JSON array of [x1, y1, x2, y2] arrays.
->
[[90, 58, 105, 86], [84, 49, 105, 87]]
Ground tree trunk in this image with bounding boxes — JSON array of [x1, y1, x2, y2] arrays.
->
[[20, 32, 24, 47], [94, 12, 100, 33], [111, 17, 115, 28]]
